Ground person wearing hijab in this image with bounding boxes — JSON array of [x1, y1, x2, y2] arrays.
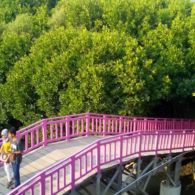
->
[[0, 129, 14, 188]]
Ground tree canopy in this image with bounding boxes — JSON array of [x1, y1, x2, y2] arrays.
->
[[0, 0, 195, 127]]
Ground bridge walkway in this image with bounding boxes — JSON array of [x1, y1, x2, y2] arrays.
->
[[0, 136, 102, 195]]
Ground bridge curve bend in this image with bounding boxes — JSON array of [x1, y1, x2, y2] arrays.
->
[[0, 113, 194, 195]]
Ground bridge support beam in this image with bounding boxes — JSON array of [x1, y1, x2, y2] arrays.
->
[[174, 156, 182, 186], [114, 153, 185, 195], [96, 173, 102, 195], [160, 155, 182, 195], [136, 158, 142, 191], [116, 165, 123, 192], [96, 165, 124, 195], [70, 189, 79, 195]]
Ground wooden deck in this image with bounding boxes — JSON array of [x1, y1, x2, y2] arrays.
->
[[0, 136, 102, 195], [0, 134, 192, 195]]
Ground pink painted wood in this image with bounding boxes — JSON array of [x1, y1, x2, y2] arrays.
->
[[0, 113, 195, 165], [8, 129, 195, 195], [0, 112, 194, 193]]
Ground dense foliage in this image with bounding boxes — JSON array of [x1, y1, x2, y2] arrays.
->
[[0, 0, 195, 127]]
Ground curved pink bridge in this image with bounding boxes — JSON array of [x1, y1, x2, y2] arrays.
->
[[0, 113, 195, 195]]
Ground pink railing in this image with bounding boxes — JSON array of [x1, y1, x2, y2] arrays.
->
[[2, 112, 195, 194], [9, 129, 195, 195], [1, 113, 195, 166]]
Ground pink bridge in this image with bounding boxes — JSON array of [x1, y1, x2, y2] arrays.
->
[[0, 113, 195, 195]]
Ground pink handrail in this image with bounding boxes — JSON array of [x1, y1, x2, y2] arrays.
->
[[8, 129, 195, 195], [1, 113, 195, 167]]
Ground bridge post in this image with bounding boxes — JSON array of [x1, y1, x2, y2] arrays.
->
[[96, 173, 102, 195], [182, 130, 186, 152], [136, 158, 142, 189], [71, 156, 75, 189], [86, 113, 90, 137], [117, 165, 123, 193], [40, 173, 46, 195], [42, 119, 48, 146], [133, 118, 137, 131], [174, 156, 182, 186], [96, 141, 101, 194], [97, 141, 101, 173], [103, 115, 106, 136], [66, 116, 70, 141], [155, 119, 157, 130], [144, 118, 147, 131], [119, 117, 123, 134]]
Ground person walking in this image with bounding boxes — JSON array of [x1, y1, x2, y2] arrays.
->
[[9, 127, 23, 188], [0, 129, 14, 188]]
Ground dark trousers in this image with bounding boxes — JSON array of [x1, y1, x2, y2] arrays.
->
[[12, 157, 22, 187]]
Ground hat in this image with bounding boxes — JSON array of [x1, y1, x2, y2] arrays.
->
[[1, 129, 8, 138]]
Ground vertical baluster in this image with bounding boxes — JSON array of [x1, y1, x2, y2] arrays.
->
[[57, 170, 60, 192], [144, 119, 146, 131], [151, 132, 155, 150], [72, 119, 75, 137], [115, 119, 118, 133], [55, 123, 58, 140], [42, 119, 48, 146], [97, 142, 101, 173], [139, 133, 142, 155], [129, 137, 132, 154], [25, 133, 28, 151], [119, 117, 122, 134], [80, 158, 82, 176], [66, 117, 70, 140], [120, 136, 123, 164], [31, 188, 34, 195], [91, 151, 93, 169], [114, 141, 117, 158], [164, 134, 167, 149], [40, 173, 45, 195], [50, 175, 53, 195], [60, 122, 63, 139], [50, 124, 53, 140], [31, 131, 34, 148], [103, 115, 106, 136], [104, 145, 106, 163], [109, 143, 111, 161], [169, 131, 173, 153], [133, 118, 137, 132], [155, 131, 159, 155], [107, 118, 110, 133], [64, 167, 66, 188], [85, 113, 90, 136], [96, 118, 98, 134], [126, 138, 128, 156], [85, 154, 87, 174], [112, 119, 114, 133], [92, 118, 94, 134], [76, 120, 79, 136], [80, 118, 83, 135], [158, 133, 161, 150], [36, 129, 39, 146], [71, 156, 75, 189], [99, 118, 102, 134]]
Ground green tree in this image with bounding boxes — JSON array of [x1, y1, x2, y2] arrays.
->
[[0, 0, 195, 126]]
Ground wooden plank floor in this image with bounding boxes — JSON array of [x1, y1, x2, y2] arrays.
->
[[0, 134, 192, 195], [0, 136, 102, 195]]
